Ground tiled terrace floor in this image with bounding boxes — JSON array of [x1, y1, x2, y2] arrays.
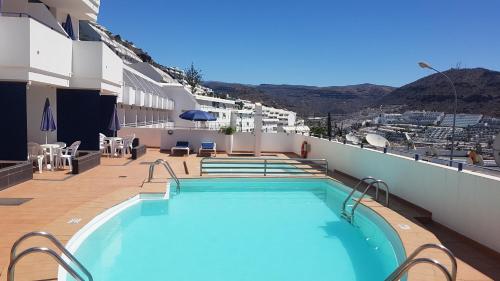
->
[[0, 148, 498, 280]]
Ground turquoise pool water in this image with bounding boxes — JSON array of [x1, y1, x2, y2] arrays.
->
[[65, 178, 405, 281]]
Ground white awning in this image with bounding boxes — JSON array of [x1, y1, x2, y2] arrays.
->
[[123, 69, 164, 96]]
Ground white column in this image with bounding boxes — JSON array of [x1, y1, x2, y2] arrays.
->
[[230, 111, 238, 129], [254, 103, 263, 157]]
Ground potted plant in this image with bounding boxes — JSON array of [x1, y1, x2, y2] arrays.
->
[[220, 127, 236, 154]]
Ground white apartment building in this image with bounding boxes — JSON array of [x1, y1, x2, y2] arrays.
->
[[375, 111, 444, 126], [401, 111, 444, 126], [374, 114, 402, 125], [0, 0, 124, 160], [234, 100, 308, 134], [194, 94, 237, 130], [440, 114, 483, 128]]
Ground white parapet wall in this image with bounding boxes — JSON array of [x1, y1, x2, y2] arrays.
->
[[119, 128, 293, 153], [293, 134, 500, 253]]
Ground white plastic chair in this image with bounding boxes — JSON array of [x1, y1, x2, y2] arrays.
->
[[58, 141, 81, 171], [99, 133, 110, 155], [27, 142, 46, 173], [116, 135, 133, 157]]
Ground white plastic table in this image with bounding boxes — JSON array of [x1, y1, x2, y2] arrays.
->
[[41, 143, 65, 171], [105, 137, 123, 157]]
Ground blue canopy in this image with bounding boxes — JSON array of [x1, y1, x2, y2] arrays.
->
[[63, 14, 75, 40], [179, 110, 216, 121], [108, 104, 121, 136]]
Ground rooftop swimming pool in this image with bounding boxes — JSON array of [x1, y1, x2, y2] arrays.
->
[[62, 178, 406, 281]]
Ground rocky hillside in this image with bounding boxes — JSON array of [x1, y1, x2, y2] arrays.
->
[[206, 68, 500, 117], [377, 68, 500, 116], [203, 82, 394, 116]]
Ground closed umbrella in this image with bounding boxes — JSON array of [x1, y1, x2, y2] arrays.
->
[[108, 104, 121, 137], [40, 98, 56, 144], [179, 110, 216, 121], [63, 14, 75, 40]]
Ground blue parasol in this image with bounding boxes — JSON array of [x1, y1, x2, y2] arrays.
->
[[179, 110, 216, 121], [63, 14, 75, 40], [108, 104, 121, 137], [40, 98, 56, 144]]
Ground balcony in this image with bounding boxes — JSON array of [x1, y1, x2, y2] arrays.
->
[[41, 0, 100, 21], [121, 86, 136, 106], [0, 16, 72, 87], [135, 90, 145, 107], [151, 95, 159, 109], [142, 92, 150, 107], [164, 98, 175, 110], [71, 41, 123, 94]]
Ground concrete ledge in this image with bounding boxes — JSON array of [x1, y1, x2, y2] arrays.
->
[[71, 151, 101, 174], [131, 144, 146, 160], [0, 161, 33, 191]]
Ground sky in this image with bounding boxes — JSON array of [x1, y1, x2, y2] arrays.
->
[[99, 0, 500, 87]]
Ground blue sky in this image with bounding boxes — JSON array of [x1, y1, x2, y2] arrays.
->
[[99, 0, 500, 87]]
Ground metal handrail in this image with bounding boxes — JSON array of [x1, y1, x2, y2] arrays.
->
[[385, 243, 457, 281], [200, 157, 328, 176], [385, 257, 453, 281], [341, 177, 377, 212], [10, 231, 93, 281], [148, 159, 180, 192], [8, 247, 87, 281], [341, 177, 390, 222], [349, 180, 390, 218], [372, 180, 390, 206]]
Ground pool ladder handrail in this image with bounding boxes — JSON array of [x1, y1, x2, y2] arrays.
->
[[385, 243, 457, 281], [8, 231, 93, 281], [341, 177, 390, 222], [148, 159, 180, 192]]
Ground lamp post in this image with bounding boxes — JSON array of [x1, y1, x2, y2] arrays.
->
[[418, 62, 458, 165]]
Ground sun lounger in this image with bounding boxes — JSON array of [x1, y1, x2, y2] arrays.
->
[[171, 141, 190, 156], [199, 142, 216, 157]]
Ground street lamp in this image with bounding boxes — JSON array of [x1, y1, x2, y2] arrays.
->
[[418, 61, 458, 164]]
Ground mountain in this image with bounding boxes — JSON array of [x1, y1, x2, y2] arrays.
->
[[203, 82, 395, 116], [378, 68, 500, 116], [205, 68, 500, 117]]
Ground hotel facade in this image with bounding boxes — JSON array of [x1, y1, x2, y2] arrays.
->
[[0, 0, 308, 162]]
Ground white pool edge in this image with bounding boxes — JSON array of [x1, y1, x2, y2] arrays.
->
[[58, 193, 166, 281]]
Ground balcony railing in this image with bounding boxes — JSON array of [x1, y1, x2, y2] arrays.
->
[[0, 14, 72, 86], [123, 121, 174, 129], [0, 12, 69, 38]]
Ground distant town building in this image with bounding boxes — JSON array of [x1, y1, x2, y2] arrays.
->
[[440, 114, 483, 128], [481, 117, 500, 128], [374, 114, 402, 125], [401, 111, 444, 126], [423, 127, 465, 140]]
